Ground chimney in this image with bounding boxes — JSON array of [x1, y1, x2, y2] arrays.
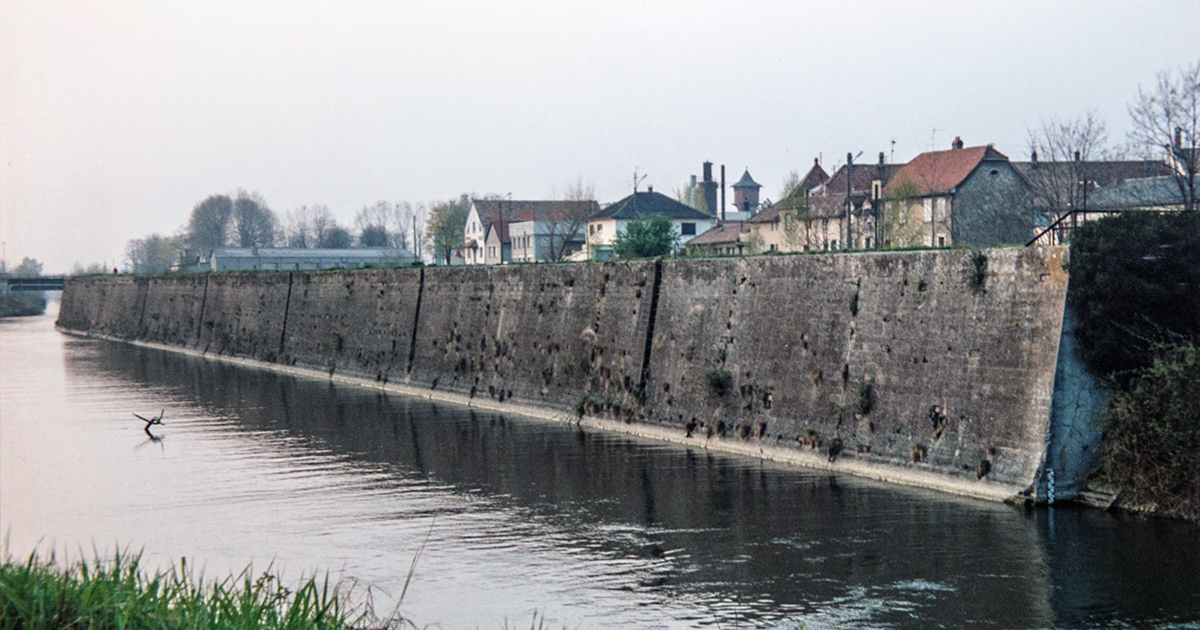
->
[[647, 185, 653, 193], [1031, 150, 1038, 167], [701, 162, 718, 216], [1074, 150, 1081, 162], [720, 165, 726, 222], [1176, 126, 1184, 150], [952, 136, 964, 150]]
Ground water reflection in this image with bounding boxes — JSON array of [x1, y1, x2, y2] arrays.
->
[[2, 315, 1198, 629]]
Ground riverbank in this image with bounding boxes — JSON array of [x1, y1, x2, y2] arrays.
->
[[0, 292, 46, 317]]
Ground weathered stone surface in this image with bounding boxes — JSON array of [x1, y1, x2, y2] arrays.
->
[[57, 247, 1086, 500], [640, 248, 1068, 488], [409, 261, 654, 410], [281, 268, 422, 382]]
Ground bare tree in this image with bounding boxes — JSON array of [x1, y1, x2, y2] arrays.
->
[[391, 202, 415, 251], [231, 190, 277, 247], [310, 205, 336, 247], [1128, 59, 1200, 211], [281, 206, 313, 248], [545, 178, 596, 261], [125, 234, 180, 273], [1026, 112, 1116, 217]]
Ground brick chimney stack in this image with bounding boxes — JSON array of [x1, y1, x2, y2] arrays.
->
[[952, 136, 964, 150]]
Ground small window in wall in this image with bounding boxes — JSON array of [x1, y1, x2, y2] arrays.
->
[[769, 243, 777, 251], [681, 222, 696, 235], [937, 235, 946, 247], [865, 237, 873, 248]]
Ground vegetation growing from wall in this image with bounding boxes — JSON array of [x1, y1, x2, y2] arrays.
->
[[1069, 211, 1200, 519]]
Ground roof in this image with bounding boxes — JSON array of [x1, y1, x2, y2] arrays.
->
[[749, 192, 867, 224], [472, 199, 600, 243], [732, 169, 761, 189], [209, 248, 411, 260], [800, 159, 830, 191], [685, 221, 749, 246], [592, 191, 713, 221], [1088, 175, 1195, 209], [884, 145, 1009, 196], [820, 162, 905, 197], [1011, 160, 1174, 188]]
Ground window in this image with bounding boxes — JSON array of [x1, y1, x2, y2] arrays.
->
[[935, 198, 947, 221], [937, 235, 946, 247], [865, 237, 872, 248], [872, 181, 882, 200], [681, 222, 696, 236], [769, 243, 777, 251], [923, 198, 933, 222]]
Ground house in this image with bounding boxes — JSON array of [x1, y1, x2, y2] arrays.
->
[[748, 155, 899, 252], [199, 247, 416, 272], [586, 189, 715, 260], [465, 199, 599, 265], [881, 138, 1034, 248], [1013, 157, 1175, 244], [684, 221, 751, 256]]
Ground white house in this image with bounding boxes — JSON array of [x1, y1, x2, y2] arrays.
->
[[585, 190, 715, 260], [465, 198, 598, 264]]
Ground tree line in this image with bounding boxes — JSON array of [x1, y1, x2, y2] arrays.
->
[[125, 190, 469, 273]]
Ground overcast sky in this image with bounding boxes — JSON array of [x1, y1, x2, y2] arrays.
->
[[2, 0, 1197, 272]]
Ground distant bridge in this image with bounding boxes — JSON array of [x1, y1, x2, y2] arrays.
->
[[2, 275, 67, 292]]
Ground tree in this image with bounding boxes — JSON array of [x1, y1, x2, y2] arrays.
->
[[319, 225, 352, 249], [13, 257, 43, 277], [310, 205, 337, 247], [356, 202, 391, 247], [673, 181, 708, 213], [1025, 112, 1116, 220], [186, 194, 233, 251], [359, 224, 389, 247], [281, 206, 313, 248], [1128, 59, 1200, 212], [391, 202, 415, 251], [424, 198, 467, 264], [231, 190, 277, 247], [613, 213, 678, 259], [545, 178, 596, 261], [125, 234, 179, 273]]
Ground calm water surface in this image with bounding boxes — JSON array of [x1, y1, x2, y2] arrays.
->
[[2, 312, 1198, 629]]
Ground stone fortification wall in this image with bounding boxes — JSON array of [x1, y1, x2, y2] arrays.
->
[[58, 247, 1080, 501]]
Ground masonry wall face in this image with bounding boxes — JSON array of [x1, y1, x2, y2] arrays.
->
[[58, 247, 1076, 500]]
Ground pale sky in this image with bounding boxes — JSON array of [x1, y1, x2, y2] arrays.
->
[[2, 0, 1197, 272]]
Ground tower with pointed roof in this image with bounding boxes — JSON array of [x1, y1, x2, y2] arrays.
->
[[732, 169, 761, 216]]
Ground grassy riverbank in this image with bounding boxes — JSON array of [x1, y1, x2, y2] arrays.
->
[[0, 549, 371, 630]]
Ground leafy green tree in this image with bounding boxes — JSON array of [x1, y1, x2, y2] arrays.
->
[[1068, 211, 1200, 378], [613, 214, 679, 259], [186, 194, 233, 251], [425, 198, 467, 264]]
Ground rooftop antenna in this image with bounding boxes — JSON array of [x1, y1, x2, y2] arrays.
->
[[890, 138, 896, 163], [930, 128, 942, 151], [633, 169, 647, 193]]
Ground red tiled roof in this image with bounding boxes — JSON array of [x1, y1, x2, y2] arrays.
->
[[685, 221, 749, 246], [885, 145, 1008, 196]]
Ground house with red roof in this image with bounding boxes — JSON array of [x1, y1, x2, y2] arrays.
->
[[881, 137, 1034, 248]]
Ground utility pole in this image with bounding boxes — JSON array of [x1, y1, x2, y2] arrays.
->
[[845, 152, 853, 249]]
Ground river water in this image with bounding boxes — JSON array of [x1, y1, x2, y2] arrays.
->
[[2, 311, 1198, 629]]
